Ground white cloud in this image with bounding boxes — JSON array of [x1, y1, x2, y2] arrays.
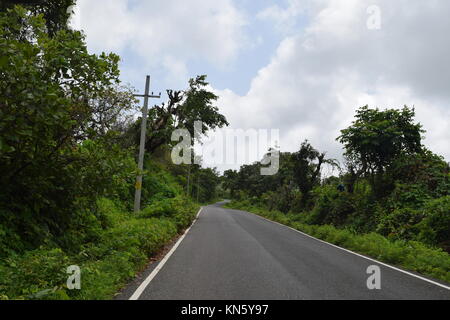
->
[[162, 56, 188, 87], [213, 0, 450, 170], [76, 0, 133, 51], [257, 0, 306, 34], [75, 0, 247, 70]]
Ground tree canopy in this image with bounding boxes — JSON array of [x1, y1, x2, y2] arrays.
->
[[337, 105, 424, 176], [0, 0, 75, 36], [124, 75, 229, 154], [0, 5, 135, 247]]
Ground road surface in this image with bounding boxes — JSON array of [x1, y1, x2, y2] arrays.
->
[[124, 202, 450, 300]]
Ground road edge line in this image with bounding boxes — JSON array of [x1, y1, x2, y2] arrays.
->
[[129, 207, 203, 300], [235, 207, 450, 291]]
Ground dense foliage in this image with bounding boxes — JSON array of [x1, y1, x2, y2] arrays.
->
[[0, 197, 199, 299], [0, 0, 75, 36], [0, 5, 134, 254]]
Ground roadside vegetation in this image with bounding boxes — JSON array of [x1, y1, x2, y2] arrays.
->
[[0, 3, 225, 299], [223, 106, 450, 284]]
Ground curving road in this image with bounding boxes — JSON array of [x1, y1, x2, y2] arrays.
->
[[123, 202, 450, 300]]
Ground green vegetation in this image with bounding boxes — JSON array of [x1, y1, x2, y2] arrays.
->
[[222, 106, 449, 283], [1, 196, 198, 299], [0, 4, 225, 299], [0, 0, 75, 37]]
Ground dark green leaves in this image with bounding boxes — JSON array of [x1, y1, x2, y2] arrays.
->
[[337, 105, 424, 175], [0, 5, 135, 253]]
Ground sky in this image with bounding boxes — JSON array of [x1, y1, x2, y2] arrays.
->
[[72, 0, 450, 172]]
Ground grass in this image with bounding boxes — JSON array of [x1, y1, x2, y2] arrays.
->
[[0, 197, 199, 300], [225, 201, 450, 284]]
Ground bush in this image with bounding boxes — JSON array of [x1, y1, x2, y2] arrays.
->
[[137, 196, 197, 230], [0, 218, 24, 257], [0, 247, 72, 299], [376, 207, 424, 240], [388, 183, 433, 210], [139, 198, 179, 219], [0, 194, 199, 300], [289, 190, 304, 214], [307, 185, 354, 226], [142, 173, 178, 203], [104, 218, 177, 260], [417, 196, 450, 248], [96, 197, 129, 227]]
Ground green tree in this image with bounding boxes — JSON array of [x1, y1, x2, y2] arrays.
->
[[0, 6, 134, 251], [0, 0, 76, 36], [196, 167, 221, 202], [337, 106, 424, 197], [337, 106, 424, 176], [222, 169, 239, 198], [124, 75, 229, 154], [291, 140, 336, 208]]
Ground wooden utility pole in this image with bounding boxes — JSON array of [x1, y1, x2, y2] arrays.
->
[[186, 164, 191, 197], [196, 172, 200, 203], [133, 75, 160, 213]]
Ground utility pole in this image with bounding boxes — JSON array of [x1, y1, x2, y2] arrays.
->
[[196, 172, 200, 203], [133, 75, 160, 213], [186, 164, 191, 197]]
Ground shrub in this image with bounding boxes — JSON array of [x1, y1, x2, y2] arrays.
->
[[308, 185, 354, 226], [139, 195, 199, 231], [307, 186, 335, 225], [96, 197, 129, 227], [0, 247, 71, 299], [289, 190, 304, 214], [142, 173, 178, 202], [0, 194, 199, 300], [376, 207, 424, 240], [388, 183, 433, 210], [105, 218, 177, 257], [139, 198, 179, 219], [417, 196, 450, 248]]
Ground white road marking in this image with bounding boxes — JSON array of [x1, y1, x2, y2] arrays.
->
[[238, 208, 450, 291], [129, 207, 203, 300]]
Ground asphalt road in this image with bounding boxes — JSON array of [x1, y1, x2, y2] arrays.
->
[[131, 202, 450, 300]]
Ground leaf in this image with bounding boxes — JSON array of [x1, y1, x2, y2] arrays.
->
[[0, 55, 8, 68]]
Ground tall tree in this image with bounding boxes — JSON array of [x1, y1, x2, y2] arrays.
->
[[337, 106, 424, 197], [126, 75, 229, 154], [0, 0, 75, 36], [0, 6, 133, 246], [222, 169, 239, 198], [291, 140, 336, 207], [337, 106, 424, 176]]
